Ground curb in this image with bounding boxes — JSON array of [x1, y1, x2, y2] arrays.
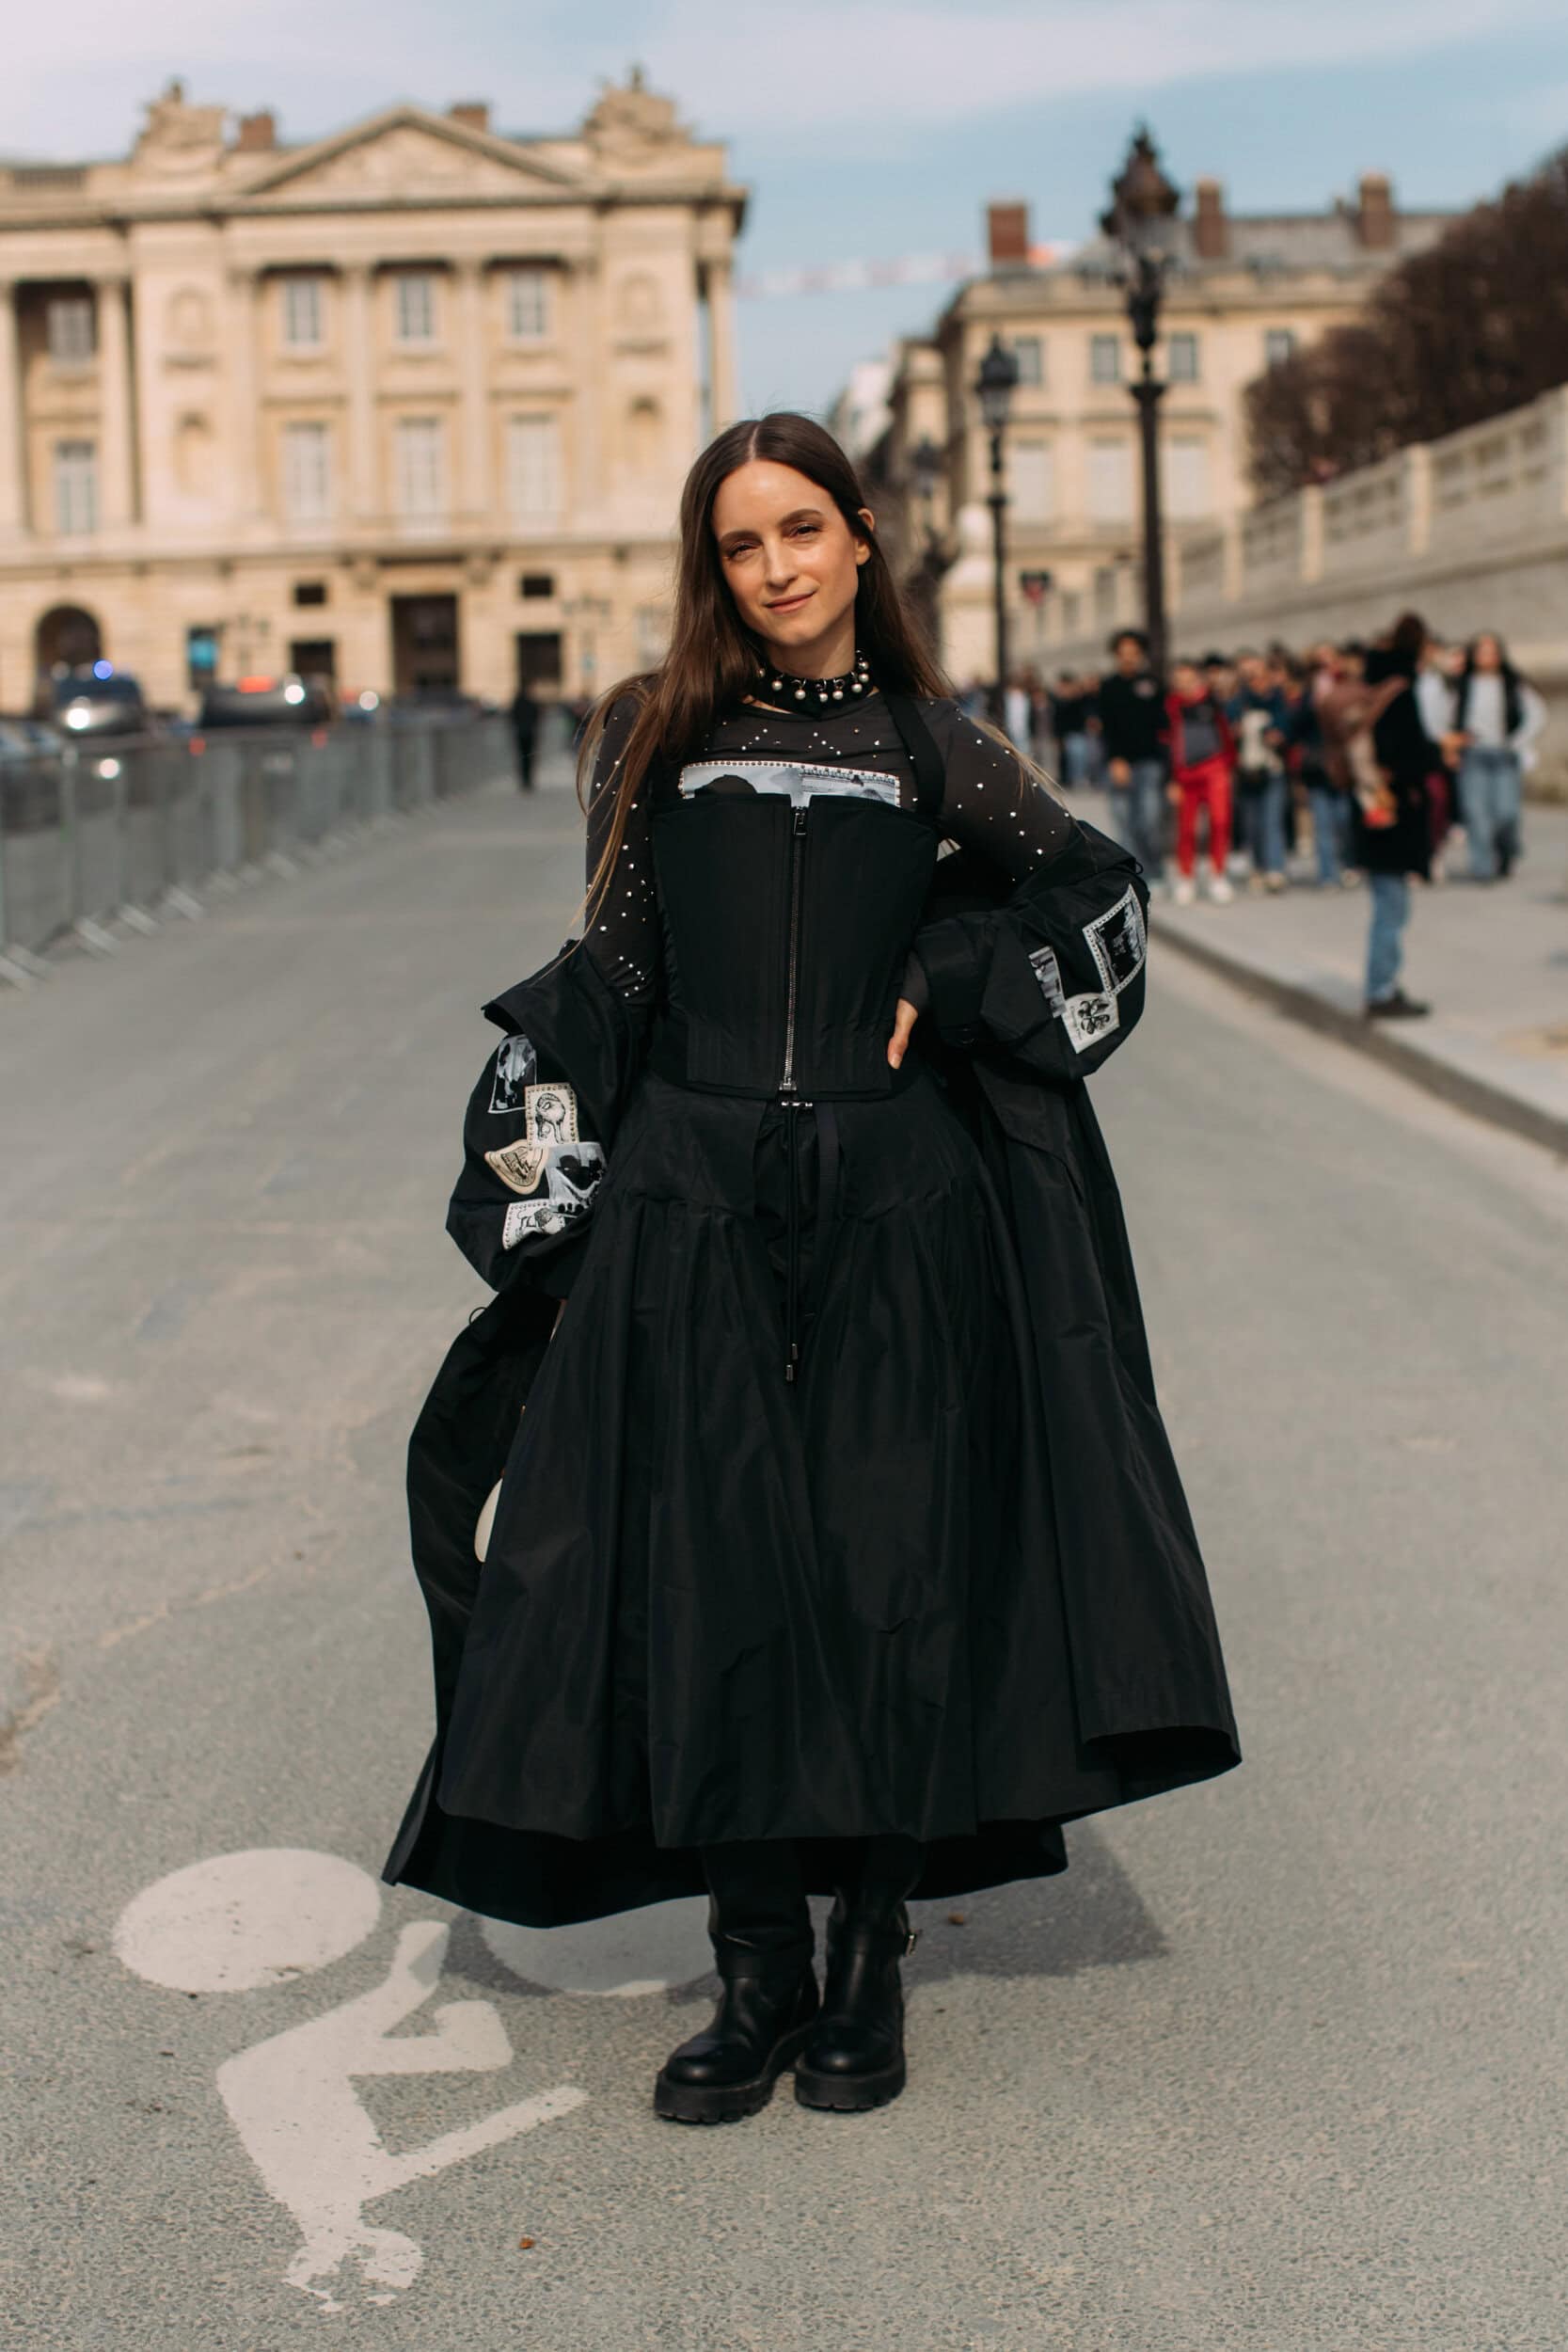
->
[[1152, 916, 1568, 1161]]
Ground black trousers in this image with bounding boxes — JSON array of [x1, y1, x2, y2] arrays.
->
[[700, 1836, 924, 1956]]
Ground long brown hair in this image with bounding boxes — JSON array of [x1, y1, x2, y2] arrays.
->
[[576, 412, 951, 934]]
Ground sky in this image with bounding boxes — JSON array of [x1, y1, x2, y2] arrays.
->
[[5, 0, 1567, 419]]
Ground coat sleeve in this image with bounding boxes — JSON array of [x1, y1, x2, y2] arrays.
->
[[909, 819, 1150, 1082], [444, 693, 658, 1301]]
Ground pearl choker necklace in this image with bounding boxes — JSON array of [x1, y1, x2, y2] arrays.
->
[[755, 646, 873, 707]]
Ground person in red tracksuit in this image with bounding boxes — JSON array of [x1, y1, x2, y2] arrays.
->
[[1164, 658, 1236, 905]]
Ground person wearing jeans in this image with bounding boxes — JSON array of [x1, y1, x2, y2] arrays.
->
[[1451, 632, 1545, 881], [1098, 628, 1167, 884], [1357, 622, 1438, 1018], [1227, 653, 1291, 891]]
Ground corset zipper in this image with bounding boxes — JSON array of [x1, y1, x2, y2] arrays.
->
[[783, 1104, 801, 1382], [779, 804, 808, 1095]]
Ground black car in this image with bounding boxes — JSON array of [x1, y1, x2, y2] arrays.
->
[[51, 670, 152, 739], [198, 676, 334, 729]]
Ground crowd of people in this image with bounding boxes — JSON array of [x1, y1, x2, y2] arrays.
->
[[963, 619, 1547, 1020]]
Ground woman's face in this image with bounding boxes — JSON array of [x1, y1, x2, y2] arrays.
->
[[1473, 634, 1502, 673], [711, 459, 872, 667]]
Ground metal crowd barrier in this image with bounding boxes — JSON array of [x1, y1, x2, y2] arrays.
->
[[0, 713, 512, 981]]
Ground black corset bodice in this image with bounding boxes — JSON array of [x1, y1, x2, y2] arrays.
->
[[646, 789, 938, 1099], [642, 691, 947, 1102]]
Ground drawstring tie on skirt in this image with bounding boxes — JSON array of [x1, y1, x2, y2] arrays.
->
[[780, 1098, 841, 1383]]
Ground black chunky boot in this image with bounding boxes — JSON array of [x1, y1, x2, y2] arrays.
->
[[795, 1835, 923, 2114], [655, 1841, 817, 2125]]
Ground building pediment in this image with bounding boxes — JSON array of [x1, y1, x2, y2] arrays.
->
[[236, 106, 581, 207]]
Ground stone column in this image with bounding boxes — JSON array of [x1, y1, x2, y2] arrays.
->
[[453, 258, 489, 521], [706, 257, 736, 433], [341, 262, 378, 522], [225, 265, 262, 523], [96, 273, 135, 528], [0, 279, 24, 536]]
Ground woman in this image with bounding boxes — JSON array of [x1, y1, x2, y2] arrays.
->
[[384, 414, 1239, 2126], [1291, 644, 1353, 889], [1356, 616, 1439, 1020], [1453, 632, 1546, 882]]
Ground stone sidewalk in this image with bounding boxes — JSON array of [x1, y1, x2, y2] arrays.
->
[[1101, 794, 1568, 1156]]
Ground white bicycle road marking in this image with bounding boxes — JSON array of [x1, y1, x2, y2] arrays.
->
[[114, 1850, 589, 2313]]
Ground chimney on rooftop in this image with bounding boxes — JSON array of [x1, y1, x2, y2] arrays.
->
[[448, 102, 491, 135], [987, 200, 1031, 270], [1355, 171, 1395, 249], [1193, 177, 1228, 262], [235, 110, 276, 153]]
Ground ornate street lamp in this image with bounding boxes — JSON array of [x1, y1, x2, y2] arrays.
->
[[1101, 125, 1181, 675], [974, 333, 1020, 727], [909, 434, 943, 543], [905, 433, 947, 652]]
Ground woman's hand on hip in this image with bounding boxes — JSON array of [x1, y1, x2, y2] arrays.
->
[[886, 996, 919, 1070]]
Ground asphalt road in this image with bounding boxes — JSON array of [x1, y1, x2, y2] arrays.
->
[[3, 763, 1565, 2351]]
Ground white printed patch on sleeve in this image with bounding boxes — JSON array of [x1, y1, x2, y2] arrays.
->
[[502, 1195, 565, 1247], [546, 1144, 605, 1212], [1027, 942, 1066, 1015], [1062, 990, 1120, 1054], [524, 1083, 578, 1143], [1083, 885, 1147, 995], [485, 1139, 549, 1196], [489, 1031, 538, 1114]]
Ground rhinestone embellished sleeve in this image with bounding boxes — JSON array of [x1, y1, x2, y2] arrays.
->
[[582, 691, 660, 1007]]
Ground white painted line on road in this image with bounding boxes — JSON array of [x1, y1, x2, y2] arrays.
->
[[115, 1850, 588, 2313]]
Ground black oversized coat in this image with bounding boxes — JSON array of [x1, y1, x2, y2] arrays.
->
[[384, 703, 1239, 1930]]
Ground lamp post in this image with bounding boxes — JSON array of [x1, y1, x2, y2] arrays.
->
[[1101, 126, 1180, 676], [974, 334, 1020, 729], [907, 433, 945, 651]]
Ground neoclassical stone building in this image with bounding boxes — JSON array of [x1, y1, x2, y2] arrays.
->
[[872, 178, 1456, 685], [0, 72, 745, 708]]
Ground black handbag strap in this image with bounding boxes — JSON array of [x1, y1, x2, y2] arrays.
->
[[880, 690, 947, 820]]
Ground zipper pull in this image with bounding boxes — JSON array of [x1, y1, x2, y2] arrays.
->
[[793, 805, 808, 834]]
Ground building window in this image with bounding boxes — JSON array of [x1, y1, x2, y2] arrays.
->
[[394, 273, 437, 346], [280, 276, 325, 350], [1167, 436, 1212, 519], [54, 438, 98, 533], [1089, 333, 1121, 385], [394, 417, 446, 516], [281, 421, 332, 522], [1167, 331, 1199, 383], [1086, 437, 1133, 522], [1264, 326, 1297, 369], [47, 295, 95, 364], [505, 267, 550, 341], [1009, 437, 1054, 520], [519, 572, 555, 599], [1009, 335, 1044, 387], [506, 413, 562, 518], [289, 637, 336, 682], [293, 580, 328, 608]]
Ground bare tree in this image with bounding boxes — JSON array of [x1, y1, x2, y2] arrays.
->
[[1245, 145, 1568, 498]]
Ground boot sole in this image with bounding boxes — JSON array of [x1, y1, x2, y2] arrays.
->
[[653, 2023, 816, 2125], [794, 2055, 907, 2113]]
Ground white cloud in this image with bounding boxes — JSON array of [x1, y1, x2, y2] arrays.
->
[[0, 0, 1557, 158], [651, 0, 1560, 135]]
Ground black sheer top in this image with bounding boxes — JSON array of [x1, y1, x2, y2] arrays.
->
[[583, 689, 1075, 1008]]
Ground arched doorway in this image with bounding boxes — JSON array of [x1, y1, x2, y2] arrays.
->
[[35, 604, 103, 676]]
